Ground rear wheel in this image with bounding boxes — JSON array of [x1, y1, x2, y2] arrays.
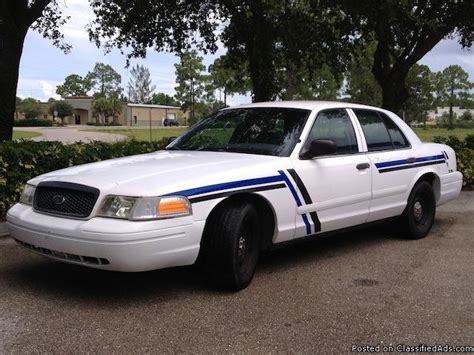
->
[[201, 201, 261, 290], [401, 181, 436, 239]]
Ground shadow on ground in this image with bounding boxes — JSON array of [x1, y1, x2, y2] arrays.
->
[[1, 220, 440, 304]]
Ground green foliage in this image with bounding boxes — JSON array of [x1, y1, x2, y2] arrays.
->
[[403, 64, 435, 124], [342, 0, 474, 112], [128, 64, 156, 104], [48, 101, 74, 123], [56, 74, 92, 97], [92, 97, 123, 124], [461, 111, 473, 121], [208, 55, 250, 104], [16, 98, 45, 120], [345, 42, 382, 106], [0, 140, 167, 219], [433, 135, 474, 188], [174, 50, 208, 121], [434, 65, 473, 129], [14, 119, 53, 127], [151, 93, 181, 107], [86, 63, 123, 99]]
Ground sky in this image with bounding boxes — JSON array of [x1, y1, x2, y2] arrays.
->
[[17, 0, 474, 105]]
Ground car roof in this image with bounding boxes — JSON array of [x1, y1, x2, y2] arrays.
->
[[224, 100, 387, 112]]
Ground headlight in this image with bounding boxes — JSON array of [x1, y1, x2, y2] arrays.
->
[[97, 195, 192, 220], [20, 184, 36, 205]]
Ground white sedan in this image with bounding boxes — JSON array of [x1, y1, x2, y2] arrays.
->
[[7, 101, 463, 290]]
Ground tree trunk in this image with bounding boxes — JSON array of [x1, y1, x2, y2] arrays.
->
[[247, 1, 276, 102], [376, 76, 409, 115], [0, 28, 27, 141], [448, 104, 454, 130]]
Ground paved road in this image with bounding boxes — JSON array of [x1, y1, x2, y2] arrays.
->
[[14, 126, 127, 143], [0, 193, 472, 353]]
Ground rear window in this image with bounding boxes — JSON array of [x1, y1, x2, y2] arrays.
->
[[354, 109, 409, 151]]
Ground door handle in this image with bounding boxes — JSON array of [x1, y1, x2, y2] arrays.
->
[[356, 163, 370, 170], [407, 157, 416, 163]]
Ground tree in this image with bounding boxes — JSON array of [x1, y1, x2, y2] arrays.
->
[[208, 56, 250, 107], [56, 74, 92, 97], [88, 1, 355, 102], [128, 64, 156, 104], [18, 98, 43, 119], [86, 63, 123, 99], [402, 64, 435, 126], [0, 1, 70, 141], [342, 0, 474, 113], [151, 93, 181, 107], [92, 97, 123, 124], [461, 110, 472, 121], [49, 100, 73, 124], [281, 64, 341, 101], [345, 42, 383, 106], [435, 65, 473, 129], [174, 50, 208, 123]]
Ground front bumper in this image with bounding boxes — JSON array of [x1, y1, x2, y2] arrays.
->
[[6, 203, 205, 272]]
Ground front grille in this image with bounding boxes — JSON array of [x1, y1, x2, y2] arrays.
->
[[33, 181, 100, 218], [15, 239, 110, 265]]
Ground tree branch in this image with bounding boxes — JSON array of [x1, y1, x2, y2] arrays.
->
[[27, 0, 52, 24]]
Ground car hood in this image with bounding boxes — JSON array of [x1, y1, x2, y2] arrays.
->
[[30, 150, 289, 196]]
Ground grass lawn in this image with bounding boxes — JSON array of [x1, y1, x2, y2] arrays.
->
[[413, 127, 474, 142], [82, 127, 187, 141], [13, 130, 42, 140]]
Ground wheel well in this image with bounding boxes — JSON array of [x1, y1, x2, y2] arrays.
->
[[202, 193, 276, 253], [415, 172, 441, 202]]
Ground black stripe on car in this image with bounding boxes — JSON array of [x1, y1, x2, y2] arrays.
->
[[287, 169, 321, 233]]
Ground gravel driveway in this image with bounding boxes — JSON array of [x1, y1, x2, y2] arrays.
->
[[0, 192, 472, 353], [14, 126, 127, 143]]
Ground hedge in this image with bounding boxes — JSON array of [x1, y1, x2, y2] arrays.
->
[[433, 134, 473, 188], [14, 119, 53, 127], [1, 135, 473, 220], [0, 139, 167, 219]]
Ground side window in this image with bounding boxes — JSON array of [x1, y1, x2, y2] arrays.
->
[[379, 112, 409, 148], [309, 109, 358, 154], [354, 109, 393, 152]]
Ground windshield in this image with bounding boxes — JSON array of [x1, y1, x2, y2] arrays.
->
[[167, 107, 310, 157]]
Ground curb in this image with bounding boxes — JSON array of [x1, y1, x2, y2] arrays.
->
[[0, 222, 9, 238]]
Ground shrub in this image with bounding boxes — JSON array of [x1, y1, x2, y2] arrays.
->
[[465, 134, 474, 150], [14, 119, 53, 127], [433, 135, 473, 188], [0, 139, 167, 219]]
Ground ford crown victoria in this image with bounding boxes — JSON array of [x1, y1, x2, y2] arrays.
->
[[7, 101, 463, 290]]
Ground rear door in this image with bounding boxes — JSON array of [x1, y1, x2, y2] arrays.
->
[[351, 109, 415, 222], [289, 108, 372, 237]]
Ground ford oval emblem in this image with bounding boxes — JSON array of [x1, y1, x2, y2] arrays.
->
[[52, 194, 66, 205]]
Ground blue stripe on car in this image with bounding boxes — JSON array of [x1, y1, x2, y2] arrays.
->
[[375, 154, 445, 169], [170, 175, 285, 197]]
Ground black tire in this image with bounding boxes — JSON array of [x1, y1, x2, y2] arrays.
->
[[401, 181, 436, 239], [201, 201, 261, 290]]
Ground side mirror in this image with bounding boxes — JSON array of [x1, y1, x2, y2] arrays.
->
[[167, 136, 177, 144], [300, 139, 337, 159]]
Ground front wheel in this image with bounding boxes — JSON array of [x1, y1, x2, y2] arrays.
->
[[201, 201, 261, 290], [401, 181, 436, 239]]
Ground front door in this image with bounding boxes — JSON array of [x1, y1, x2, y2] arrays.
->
[[75, 115, 81, 125], [290, 108, 372, 237]]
